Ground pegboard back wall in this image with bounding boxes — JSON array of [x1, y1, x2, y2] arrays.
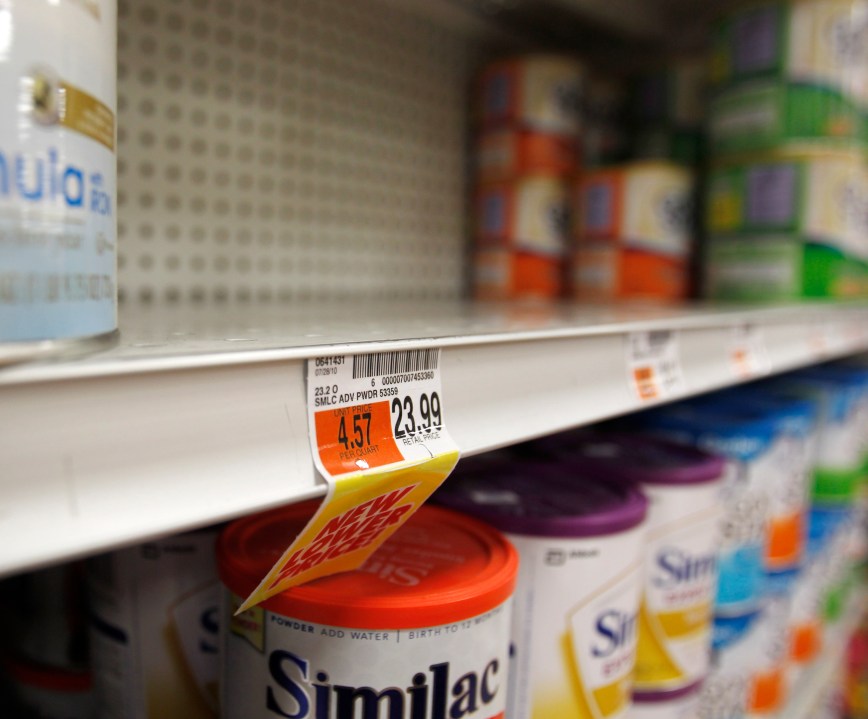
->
[[117, 0, 498, 304]]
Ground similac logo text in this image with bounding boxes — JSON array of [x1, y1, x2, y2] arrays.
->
[[0, 147, 112, 216], [266, 651, 501, 719], [592, 610, 638, 659], [652, 548, 717, 590]]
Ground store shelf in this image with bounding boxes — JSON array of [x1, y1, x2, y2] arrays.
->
[[1, 300, 866, 577]]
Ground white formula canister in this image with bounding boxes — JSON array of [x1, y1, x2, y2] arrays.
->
[[218, 502, 518, 719], [555, 433, 725, 695], [87, 529, 221, 719], [0, 0, 117, 362], [434, 457, 649, 719]]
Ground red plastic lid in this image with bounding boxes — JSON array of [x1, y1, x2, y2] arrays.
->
[[3, 656, 92, 692], [218, 502, 518, 630]]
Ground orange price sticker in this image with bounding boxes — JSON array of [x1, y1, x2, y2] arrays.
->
[[237, 349, 460, 612], [626, 331, 685, 403]]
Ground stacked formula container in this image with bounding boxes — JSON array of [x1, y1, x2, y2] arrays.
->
[[473, 56, 584, 301], [629, 362, 868, 718], [0, 565, 93, 718], [704, 0, 868, 300], [570, 59, 702, 303]]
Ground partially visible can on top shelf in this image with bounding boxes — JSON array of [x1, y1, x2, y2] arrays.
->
[[87, 528, 221, 719], [478, 55, 584, 136], [0, 0, 117, 364], [433, 456, 649, 719], [218, 502, 518, 719]]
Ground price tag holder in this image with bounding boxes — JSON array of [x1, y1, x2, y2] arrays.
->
[[626, 330, 686, 402], [730, 324, 771, 379], [238, 348, 460, 612]]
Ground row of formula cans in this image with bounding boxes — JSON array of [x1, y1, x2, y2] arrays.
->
[[2, 360, 867, 719]]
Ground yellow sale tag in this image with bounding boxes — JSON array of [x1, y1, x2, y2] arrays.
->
[[237, 350, 460, 612]]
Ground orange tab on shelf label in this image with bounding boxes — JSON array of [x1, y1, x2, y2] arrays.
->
[[237, 349, 460, 612], [626, 330, 685, 403], [730, 323, 771, 380]]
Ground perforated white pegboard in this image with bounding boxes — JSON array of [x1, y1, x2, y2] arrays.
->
[[117, 0, 497, 304]]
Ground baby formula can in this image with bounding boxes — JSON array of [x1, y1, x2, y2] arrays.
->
[[0, 0, 117, 363], [2, 658, 93, 719], [218, 502, 518, 719], [546, 433, 724, 695], [772, 372, 865, 504], [631, 683, 701, 719], [478, 55, 584, 136], [87, 529, 221, 719], [703, 389, 818, 571], [433, 457, 649, 719], [640, 404, 774, 615], [701, 605, 788, 719], [476, 128, 579, 183]]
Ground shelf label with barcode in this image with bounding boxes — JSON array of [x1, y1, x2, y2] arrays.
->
[[730, 324, 771, 379], [627, 330, 685, 402], [238, 348, 459, 612]]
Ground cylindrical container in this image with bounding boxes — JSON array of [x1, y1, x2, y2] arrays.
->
[[639, 404, 774, 615], [532, 432, 724, 695], [2, 658, 93, 719], [218, 503, 518, 719], [704, 152, 868, 301], [0, 0, 117, 362], [476, 128, 579, 183], [708, 0, 868, 155], [765, 570, 797, 704], [631, 683, 701, 719], [87, 529, 221, 719], [477, 55, 584, 136], [701, 606, 788, 719], [474, 248, 563, 302], [5, 563, 89, 671], [433, 457, 649, 719], [772, 372, 865, 504], [572, 162, 693, 301], [698, 389, 818, 571]]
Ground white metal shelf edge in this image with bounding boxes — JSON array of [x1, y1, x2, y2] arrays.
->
[[1, 304, 867, 576]]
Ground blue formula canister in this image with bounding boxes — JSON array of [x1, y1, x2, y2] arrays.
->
[[639, 403, 775, 615]]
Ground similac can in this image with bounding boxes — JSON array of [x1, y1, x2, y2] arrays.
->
[[701, 389, 818, 571], [87, 529, 221, 719], [772, 371, 865, 504], [218, 502, 518, 719], [2, 658, 93, 719], [541, 433, 725, 695], [433, 456, 649, 719], [476, 128, 579, 183], [0, 0, 117, 363], [640, 404, 774, 615], [477, 55, 584, 136], [701, 605, 789, 719], [631, 683, 701, 719], [474, 249, 563, 301]]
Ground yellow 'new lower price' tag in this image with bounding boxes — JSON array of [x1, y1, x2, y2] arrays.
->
[[238, 349, 459, 612]]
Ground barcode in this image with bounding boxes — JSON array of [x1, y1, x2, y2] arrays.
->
[[352, 349, 439, 379]]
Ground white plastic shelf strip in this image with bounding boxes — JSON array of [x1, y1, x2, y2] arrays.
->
[[116, 0, 502, 305], [1, 300, 867, 576]]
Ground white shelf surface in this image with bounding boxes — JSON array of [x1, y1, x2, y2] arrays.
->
[[1, 300, 867, 576]]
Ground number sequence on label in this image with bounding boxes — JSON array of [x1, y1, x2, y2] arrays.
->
[[391, 392, 442, 439]]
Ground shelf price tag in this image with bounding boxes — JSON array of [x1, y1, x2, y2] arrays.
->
[[730, 324, 771, 379], [238, 348, 459, 612], [626, 330, 685, 402]]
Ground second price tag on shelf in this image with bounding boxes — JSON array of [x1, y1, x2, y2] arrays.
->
[[238, 348, 460, 612], [627, 330, 685, 402]]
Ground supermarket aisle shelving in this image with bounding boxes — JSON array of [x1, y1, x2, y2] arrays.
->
[[2, 299, 867, 577]]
